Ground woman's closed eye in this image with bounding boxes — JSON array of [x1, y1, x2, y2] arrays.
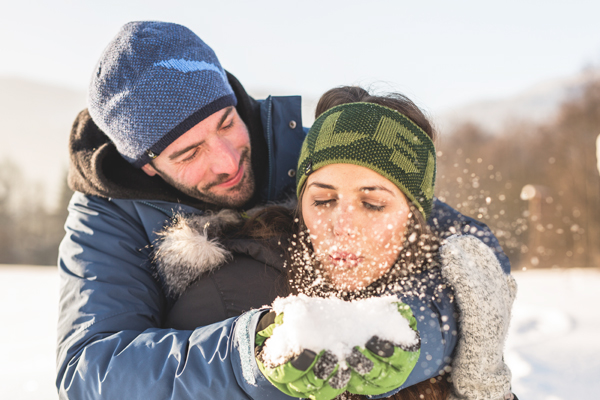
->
[[312, 199, 335, 207], [363, 202, 385, 211], [311, 199, 385, 212]]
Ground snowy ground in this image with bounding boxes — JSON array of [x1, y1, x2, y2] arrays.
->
[[504, 268, 600, 399], [0, 265, 598, 399]]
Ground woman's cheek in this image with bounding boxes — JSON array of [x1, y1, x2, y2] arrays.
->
[[368, 222, 394, 245]]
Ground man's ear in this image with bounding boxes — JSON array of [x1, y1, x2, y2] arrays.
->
[[141, 163, 158, 177]]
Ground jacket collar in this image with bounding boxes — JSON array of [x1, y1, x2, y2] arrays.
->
[[67, 72, 267, 212]]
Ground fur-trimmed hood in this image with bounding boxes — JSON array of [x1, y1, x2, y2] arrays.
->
[[153, 201, 295, 297]]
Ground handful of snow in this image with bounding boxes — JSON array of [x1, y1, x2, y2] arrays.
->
[[261, 294, 419, 367]]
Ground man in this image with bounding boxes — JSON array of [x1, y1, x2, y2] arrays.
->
[[57, 21, 510, 399]]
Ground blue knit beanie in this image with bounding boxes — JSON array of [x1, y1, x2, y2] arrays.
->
[[88, 21, 237, 168]]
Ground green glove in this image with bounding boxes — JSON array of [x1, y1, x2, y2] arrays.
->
[[255, 311, 351, 400], [345, 302, 421, 396]]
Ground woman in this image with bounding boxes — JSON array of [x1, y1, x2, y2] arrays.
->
[[156, 87, 516, 400]]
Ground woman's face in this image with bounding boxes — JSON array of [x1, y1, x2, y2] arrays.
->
[[301, 164, 411, 291]]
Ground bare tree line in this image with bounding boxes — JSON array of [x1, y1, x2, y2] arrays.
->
[[436, 78, 600, 268], [0, 160, 72, 265]]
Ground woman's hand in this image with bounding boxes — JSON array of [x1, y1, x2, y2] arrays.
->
[[254, 300, 421, 399], [254, 311, 350, 400], [345, 302, 420, 395]]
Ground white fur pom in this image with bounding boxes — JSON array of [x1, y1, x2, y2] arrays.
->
[[153, 213, 233, 297]]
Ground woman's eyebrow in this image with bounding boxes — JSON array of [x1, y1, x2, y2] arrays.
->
[[360, 186, 395, 195], [307, 182, 337, 190]]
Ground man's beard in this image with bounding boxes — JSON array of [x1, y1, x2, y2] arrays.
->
[[157, 148, 255, 208]]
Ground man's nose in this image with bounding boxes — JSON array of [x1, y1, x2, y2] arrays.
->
[[209, 137, 240, 176]]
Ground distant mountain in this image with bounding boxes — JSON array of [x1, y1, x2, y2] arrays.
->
[[0, 77, 86, 210], [434, 68, 600, 135]]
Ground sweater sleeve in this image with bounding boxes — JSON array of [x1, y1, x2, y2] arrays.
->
[[56, 193, 292, 400]]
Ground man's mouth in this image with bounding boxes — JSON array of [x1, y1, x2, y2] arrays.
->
[[215, 163, 245, 189], [206, 149, 250, 191]]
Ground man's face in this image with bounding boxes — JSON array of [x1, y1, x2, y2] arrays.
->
[[141, 106, 255, 208]]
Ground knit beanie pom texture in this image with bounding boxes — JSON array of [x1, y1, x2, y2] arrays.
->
[[88, 21, 237, 167], [296, 102, 436, 219]]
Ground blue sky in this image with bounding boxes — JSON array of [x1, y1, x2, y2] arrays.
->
[[2, 0, 599, 113]]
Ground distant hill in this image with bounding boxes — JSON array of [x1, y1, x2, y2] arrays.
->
[[0, 77, 86, 210], [434, 68, 600, 135]]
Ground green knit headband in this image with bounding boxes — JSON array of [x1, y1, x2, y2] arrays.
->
[[296, 102, 436, 219]]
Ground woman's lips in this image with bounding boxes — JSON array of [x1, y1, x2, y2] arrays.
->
[[329, 252, 363, 268]]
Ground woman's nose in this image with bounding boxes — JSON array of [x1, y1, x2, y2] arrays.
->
[[332, 205, 355, 237]]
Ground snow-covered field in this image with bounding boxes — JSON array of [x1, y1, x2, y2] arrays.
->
[[1, 265, 598, 399], [505, 268, 600, 399]]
